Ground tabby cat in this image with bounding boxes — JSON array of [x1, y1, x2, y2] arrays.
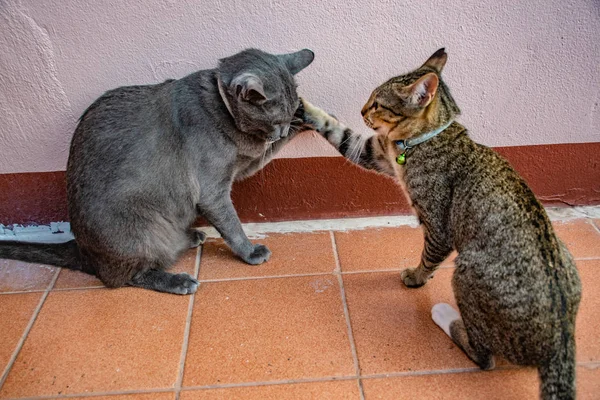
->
[[0, 48, 313, 295], [300, 49, 582, 399]]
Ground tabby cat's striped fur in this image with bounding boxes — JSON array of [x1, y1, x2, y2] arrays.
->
[[301, 49, 581, 400]]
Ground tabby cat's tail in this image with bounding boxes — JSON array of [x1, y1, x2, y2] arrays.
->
[[538, 335, 576, 400], [0, 240, 86, 271]]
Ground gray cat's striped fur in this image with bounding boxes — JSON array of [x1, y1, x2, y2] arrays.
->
[[0, 48, 314, 295], [300, 49, 581, 399]]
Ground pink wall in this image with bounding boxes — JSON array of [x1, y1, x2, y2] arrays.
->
[[1, 0, 599, 174]]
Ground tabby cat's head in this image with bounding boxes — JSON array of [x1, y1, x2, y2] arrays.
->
[[361, 48, 460, 141], [217, 48, 314, 142]]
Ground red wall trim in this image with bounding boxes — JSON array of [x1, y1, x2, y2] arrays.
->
[[0, 171, 69, 225], [1, 142, 598, 225]]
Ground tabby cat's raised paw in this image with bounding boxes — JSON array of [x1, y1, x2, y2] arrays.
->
[[299, 98, 335, 131]]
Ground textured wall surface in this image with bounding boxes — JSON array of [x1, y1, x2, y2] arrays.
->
[[1, 0, 599, 173]]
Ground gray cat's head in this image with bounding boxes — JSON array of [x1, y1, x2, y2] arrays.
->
[[217, 48, 314, 142]]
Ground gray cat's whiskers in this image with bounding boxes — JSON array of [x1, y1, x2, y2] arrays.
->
[[259, 145, 270, 184], [267, 145, 275, 177]]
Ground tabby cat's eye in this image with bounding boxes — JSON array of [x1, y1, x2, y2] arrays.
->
[[373, 101, 379, 109]]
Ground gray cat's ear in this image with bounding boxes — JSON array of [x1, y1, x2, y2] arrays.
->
[[279, 49, 315, 75], [421, 48, 447, 73], [231, 73, 267, 104], [394, 73, 439, 108]]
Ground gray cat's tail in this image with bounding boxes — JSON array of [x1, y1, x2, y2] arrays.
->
[[538, 334, 576, 400], [0, 240, 87, 272]]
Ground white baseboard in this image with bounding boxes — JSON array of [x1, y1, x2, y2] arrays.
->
[[1, 206, 598, 243]]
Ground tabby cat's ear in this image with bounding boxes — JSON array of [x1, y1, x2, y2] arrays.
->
[[395, 73, 439, 108], [421, 48, 447, 73], [231, 73, 267, 104], [278, 49, 315, 75]]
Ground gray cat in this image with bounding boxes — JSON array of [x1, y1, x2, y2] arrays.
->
[[0, 48, 314, 295], [300, 49, 582, 400]]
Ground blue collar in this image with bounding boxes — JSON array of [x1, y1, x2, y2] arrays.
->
[[395, 120, 454, 153]]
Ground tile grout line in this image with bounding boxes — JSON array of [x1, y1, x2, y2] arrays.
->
[[329, 231, 365, 400], [590, 219, 600, 235], [361, 367, 484, 381], [0, 268, 60, 391], [198, 271, 331, 283], [578, 360, 600, 368], [12, 362, 589, 398], [182, 375, 359, 391], [330, 231, 341, 275], [180, 365, 504, 391], [8, 371, 479, 399], [195, 250, 600, 284], [174, 245, 202, 400], [573, 256, 600, 261], [0, 289, 47, 296], [356, 360, 600, 381], [341, 265, 455, 275], [7, 388, 176, 400], [51, 285, 105, 292]]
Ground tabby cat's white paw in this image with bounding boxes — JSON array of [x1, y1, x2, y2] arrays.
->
[[300, 98, 330, 128], [432, 303, 460, 338]]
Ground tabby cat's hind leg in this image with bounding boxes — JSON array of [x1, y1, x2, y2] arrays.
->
[[129, 269, 199, 295], [432, 303, 495, 370]]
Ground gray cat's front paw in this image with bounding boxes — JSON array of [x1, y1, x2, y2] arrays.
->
[[243, 244, 272, 265], [189, 228, 207, 248], [401, 267, 428, 288], [169, 273, 200, 295]]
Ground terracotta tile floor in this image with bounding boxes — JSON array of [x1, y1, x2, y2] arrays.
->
[[1, 216, 599, 399]]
